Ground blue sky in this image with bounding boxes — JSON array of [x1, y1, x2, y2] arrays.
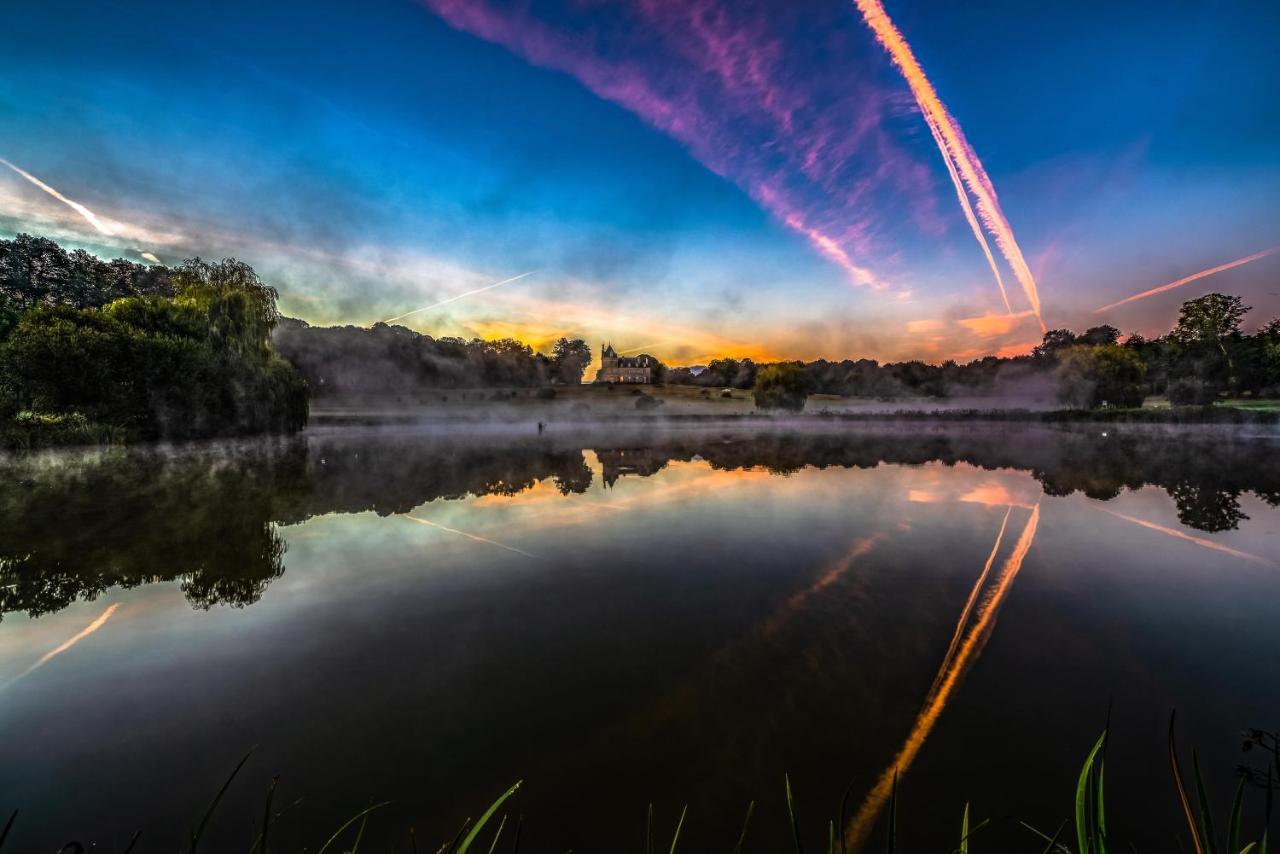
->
[[2, 0, 1278, 363]]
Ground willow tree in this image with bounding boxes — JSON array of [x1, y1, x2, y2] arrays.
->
[[173, 257, 281, 358]]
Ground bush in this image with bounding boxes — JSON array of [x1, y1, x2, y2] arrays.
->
[[535, 387, 557, 400], [0, 293, 308, 440], [1168, 377, 1218, 406], [635, 393, 663, 411], [1055, 345, 1147, 409], [752, 364, 808, 411]]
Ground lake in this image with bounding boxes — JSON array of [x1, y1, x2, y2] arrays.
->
[[2, 422, 1279, 851]]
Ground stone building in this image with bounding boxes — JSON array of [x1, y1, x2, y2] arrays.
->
[[595, 343, 652, 384]]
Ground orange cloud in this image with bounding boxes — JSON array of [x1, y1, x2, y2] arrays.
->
[[957, 309, 1035, 338]]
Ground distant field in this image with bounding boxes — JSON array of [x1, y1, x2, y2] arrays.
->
[[1144, 395, 1280, 413]]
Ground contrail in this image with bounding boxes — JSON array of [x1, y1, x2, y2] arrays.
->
[[925, 122, 1012, 314], [852, 0, 1045, 329], [381, 271, 535, 325], [1098, 507, 1277, 568], [1094, 246, 1280, 313], [845, 503, 1040, 849], [403, 514, 539, 559], [1, 603, 121, 691], [1, 157, 116, 236]]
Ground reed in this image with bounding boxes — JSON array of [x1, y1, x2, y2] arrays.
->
[[2, 715, 1272, 853]]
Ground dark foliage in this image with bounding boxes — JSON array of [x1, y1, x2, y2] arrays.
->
[[0, 238, 307, 443], [272, 320, 593, 395]]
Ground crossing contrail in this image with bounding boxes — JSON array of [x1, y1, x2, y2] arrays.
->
[[1094, 246, 1280, 313], [380, 271, 535, 325], [1, 157, 116, 236], [852, 0, 1045, 329]]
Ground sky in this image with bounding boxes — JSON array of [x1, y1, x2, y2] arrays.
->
[[2, 0, 1279, 366]]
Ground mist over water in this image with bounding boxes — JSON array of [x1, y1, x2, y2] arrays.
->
[[1, 423, 1278, 851]]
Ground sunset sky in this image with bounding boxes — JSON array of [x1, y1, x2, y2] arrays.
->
[[3, 0, 1279, 366]]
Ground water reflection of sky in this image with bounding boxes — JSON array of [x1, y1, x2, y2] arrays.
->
[[1, 430, 1278, 852]]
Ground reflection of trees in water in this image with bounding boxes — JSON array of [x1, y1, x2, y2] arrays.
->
[[0, 438, 595, 621], [3, 426, 1277, 621]]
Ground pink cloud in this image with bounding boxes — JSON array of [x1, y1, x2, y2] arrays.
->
[[419, 0, 939, 290]]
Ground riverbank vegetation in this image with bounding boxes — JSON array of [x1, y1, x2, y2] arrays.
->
[[723, 293, 1279, 412], [0, 235, 307, 447]]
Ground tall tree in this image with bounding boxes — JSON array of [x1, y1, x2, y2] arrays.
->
[[551, 338, 591, 385]]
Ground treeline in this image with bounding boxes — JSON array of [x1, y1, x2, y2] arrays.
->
[[675, 294, 1280, 410], [0, 234, 307, 445], [273, 319, 593, 396]]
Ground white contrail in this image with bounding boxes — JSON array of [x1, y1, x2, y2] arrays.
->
[[852, 0, 1046, 330], [1094, 246, 1280, 313], [1, 157, 116, 236], [381, 271, 535, 325]]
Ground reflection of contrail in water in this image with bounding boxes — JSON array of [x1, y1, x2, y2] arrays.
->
[[759, 534, 887, 639], [403, 514, 538, 559], [1098, 507, 1277, 568], [928, 505, 1011, 696], [1, 157, 116, 236], [381, 271, 536, 325], [852, 0, 1045, 329], [845, 504, 1040, 850], [1094, 246, 1280, 313], [2, 603, 121, 690]]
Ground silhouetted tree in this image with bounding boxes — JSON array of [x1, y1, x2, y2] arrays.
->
[[753, 363, 809, 411], [551, 338, 591, 385]]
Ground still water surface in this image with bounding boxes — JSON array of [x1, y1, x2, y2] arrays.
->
[[2, 423, 1279, 851]]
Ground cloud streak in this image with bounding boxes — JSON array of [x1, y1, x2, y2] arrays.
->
[[1094, 246, 1280, 313], [852, 0, 1045, 329], [418, 0, 936, 291]]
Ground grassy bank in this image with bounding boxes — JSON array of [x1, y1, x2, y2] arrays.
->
[[0, 410, 129, 450], [5, 719, 1272, 853]]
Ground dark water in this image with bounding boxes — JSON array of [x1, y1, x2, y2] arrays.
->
[[2, 422, 1279, 852]]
